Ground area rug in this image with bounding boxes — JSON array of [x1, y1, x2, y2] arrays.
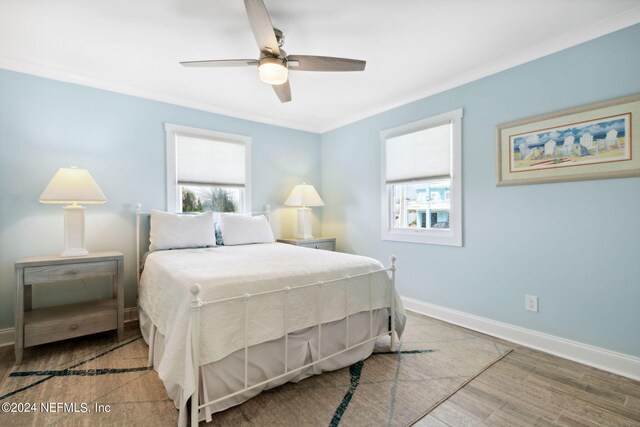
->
[[0, 313, 512, 426]]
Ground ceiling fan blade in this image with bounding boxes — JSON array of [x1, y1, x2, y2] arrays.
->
[[272, 81, 291, 103], [180, 59, 258, 68], [244, 0, 280, 56], [288, 55, 366, 72]]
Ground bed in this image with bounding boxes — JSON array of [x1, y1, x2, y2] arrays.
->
[[135, 207, 405, 426]]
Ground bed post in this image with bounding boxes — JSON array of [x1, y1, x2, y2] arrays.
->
[[390, 255, 397, 351], [190, 284, 203, 427], [137, 204, 157, 367], [265, 204, 271, 222], [136, 204, 142, 288]]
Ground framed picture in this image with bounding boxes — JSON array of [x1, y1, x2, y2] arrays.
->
[[496, 93, 640, 186]]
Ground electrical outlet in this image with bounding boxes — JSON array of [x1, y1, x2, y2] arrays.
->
[[525, 295, 538, 312]]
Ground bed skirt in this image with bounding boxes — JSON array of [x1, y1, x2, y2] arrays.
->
[[139, 307, 389, 422]]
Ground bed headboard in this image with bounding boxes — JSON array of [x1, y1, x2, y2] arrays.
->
[[135, 204, 271, 286]]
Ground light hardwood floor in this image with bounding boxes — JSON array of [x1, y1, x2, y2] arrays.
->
[[0, 344, 13, 389], [414, 314, 640, 426], [1, 315, 638, 426]]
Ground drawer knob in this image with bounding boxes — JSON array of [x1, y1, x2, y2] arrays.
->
[[315, 245, 319, 249], [70, 324, 78, 330], [66, 269, 80, 275]]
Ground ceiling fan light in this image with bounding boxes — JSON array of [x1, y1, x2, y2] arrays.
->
[[258, 57, 288, 85]]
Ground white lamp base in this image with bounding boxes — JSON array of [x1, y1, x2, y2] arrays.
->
[[294, 207, 314, 239], [62, 205, 89, 257]]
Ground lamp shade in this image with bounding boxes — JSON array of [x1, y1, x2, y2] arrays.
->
[[39, 167, 107, 205], [284, 183, 324, 207]]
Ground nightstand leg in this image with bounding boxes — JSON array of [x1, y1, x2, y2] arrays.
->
[[116, 259, 124, 340], [15, 267, 24, 364]]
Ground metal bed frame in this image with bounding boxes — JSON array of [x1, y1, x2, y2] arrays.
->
[[135, 206, 397, 426]]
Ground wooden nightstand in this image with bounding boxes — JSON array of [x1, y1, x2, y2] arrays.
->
[[277, 237, 336, 251], [14, 251, 124, 364]]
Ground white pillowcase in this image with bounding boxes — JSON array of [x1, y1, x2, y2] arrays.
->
[[149, 210, 216, 251], [218, 214, 275, 246]]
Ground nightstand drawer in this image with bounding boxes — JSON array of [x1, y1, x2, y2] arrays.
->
[[299, 241, 335, 251], [23, 261, 117, 285], [24, 299, 117, 347]]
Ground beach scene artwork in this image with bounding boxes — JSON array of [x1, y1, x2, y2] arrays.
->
[[509, 113, 631, 173]]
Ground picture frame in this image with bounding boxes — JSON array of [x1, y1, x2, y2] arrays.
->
[[496, 93, 640, 186]]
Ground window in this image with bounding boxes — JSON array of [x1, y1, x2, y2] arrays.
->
[[381, 109, 462, 246], [165, 124, 251, 213]]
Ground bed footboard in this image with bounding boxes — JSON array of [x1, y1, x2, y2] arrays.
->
[[186, 256, 398, 427]]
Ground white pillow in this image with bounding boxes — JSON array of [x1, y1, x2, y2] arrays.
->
[[149, 210, 216, 251], [219, 214, 275, 246]]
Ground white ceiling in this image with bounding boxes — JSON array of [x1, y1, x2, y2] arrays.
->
[[1, 1, 639, 133]]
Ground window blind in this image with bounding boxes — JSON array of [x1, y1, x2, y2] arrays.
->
[[385, 122, 451, 184], [176, 134, 245, 187]]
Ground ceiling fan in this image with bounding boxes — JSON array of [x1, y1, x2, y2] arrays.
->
[[180, 0, 366, 103]]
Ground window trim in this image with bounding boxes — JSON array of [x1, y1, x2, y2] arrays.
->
[[380, 108, 463, 246], [165, 123, 251, 213]]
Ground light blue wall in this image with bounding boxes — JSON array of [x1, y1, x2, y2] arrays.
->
[[0, 70, 321, 328], [321, 24, 640, 357]]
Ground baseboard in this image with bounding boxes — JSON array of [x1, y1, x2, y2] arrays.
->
[[0, 307, 139, 348], [402, 296, 640, 382], [0, 327, 14, 349]]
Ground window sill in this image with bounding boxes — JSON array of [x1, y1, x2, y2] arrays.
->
[[382, 229, 462, 247]]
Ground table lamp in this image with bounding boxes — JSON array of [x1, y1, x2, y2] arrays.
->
[[39, 166, 107, 257], [284, 183, 324, 239]]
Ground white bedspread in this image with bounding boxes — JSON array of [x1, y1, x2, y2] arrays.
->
[[138, 242, 405, 407]]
